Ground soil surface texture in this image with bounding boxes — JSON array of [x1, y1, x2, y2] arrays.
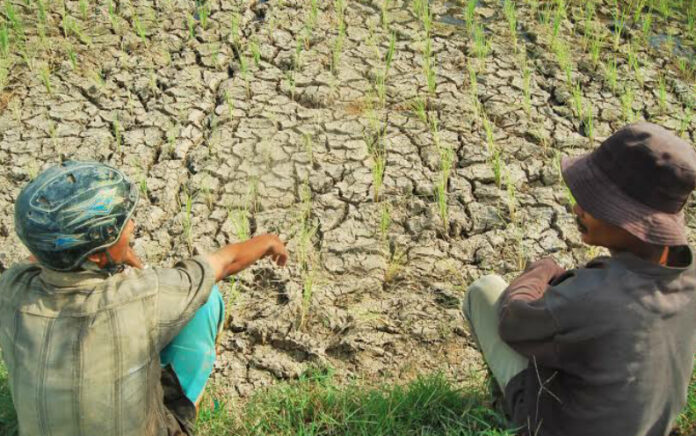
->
[[0, 0, 695, 399]]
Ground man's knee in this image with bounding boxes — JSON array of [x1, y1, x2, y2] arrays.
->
[[463, 274, 508, 318]]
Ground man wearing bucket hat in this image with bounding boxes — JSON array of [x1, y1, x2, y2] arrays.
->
[[0, 161, 288, 436], [463, 122, 696, 436]]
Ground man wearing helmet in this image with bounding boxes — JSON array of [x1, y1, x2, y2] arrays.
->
[[0, 161, 288, 436]]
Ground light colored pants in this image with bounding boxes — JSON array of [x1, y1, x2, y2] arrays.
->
[[462, 274, 528, 392], [160, 285, 225, 404]]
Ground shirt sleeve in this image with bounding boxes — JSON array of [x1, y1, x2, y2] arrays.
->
[[498, 258, 567, 368], [154, 255, 217, 348]]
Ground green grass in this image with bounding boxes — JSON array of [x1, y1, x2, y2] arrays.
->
[[1, 355, 696, 435], [197, 370, 513, 436], [0, 357, 17, 435], [676, 370, 696, 435]]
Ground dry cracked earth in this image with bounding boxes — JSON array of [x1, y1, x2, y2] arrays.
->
[[0, 0, 695, 398]]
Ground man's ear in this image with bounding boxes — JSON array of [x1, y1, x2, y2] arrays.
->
[[87, 251, 105, 265]]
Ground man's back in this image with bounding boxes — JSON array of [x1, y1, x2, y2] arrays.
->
[[0, 257, 215, 436], [502, 249, 696, 436]]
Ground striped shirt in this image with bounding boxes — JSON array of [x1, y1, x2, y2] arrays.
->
[[0, 256, 216, 436]]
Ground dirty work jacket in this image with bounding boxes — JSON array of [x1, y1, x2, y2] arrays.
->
[[0, 256, 216, 436], [499, 248, 696, 436]]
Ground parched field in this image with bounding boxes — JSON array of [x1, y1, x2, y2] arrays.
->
[[0, 0, 695, 433]]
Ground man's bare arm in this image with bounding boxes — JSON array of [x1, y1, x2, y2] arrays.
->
[[205, 234, 288, 282]]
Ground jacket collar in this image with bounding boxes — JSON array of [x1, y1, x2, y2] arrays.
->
[[39, 261, 111, 289], [609, 245, 694, 277]]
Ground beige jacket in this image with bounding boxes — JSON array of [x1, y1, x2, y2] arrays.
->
[[0, 257, 216, 436]]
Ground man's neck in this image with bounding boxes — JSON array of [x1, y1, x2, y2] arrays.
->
[[624, 242, 670, 266]]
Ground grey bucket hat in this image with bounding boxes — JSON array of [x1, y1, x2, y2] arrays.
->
[[561, 122, 696, 246]]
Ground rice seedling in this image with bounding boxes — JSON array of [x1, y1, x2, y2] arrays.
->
[[385, 32, 396, 76], [79, 0, 88, 20], [436, 145, 454, 231], [299, 270, 315, 330], [0, 61, 8, 93], [375, 72, 387, 107], [384, 246, 407, 283], [26, 161, 39, 181], [19, 47, 36, 71], [137, 162, 148, 197], [412, 0, 426, 17], [641, 10, 652, 40], [655, 0, 670, 18], [303, 132, 314, 165], [285, 71, 296, 100], [611, 0, 626, 50], [581, 0, 596, 49], [187, 14, 196, 40], [554, 40, 572, 84], [247, 38, 260, 67], [465, 0, 476, 30], [539, 1, 553, 25], [627, 43, 643, 85], [663, 34, 675, 54], [503, 0, 518, 49], [513, 225, 527, 271], [133, 15, 147, 44], [632, 0, 647, 22], [410, 97, 428, 125], [372, 148, 386, 202], [429, 116, 440, 143], [330, 0, 346, 75], [197, 2, 210, 30], [657, 74, 668, 113], [248, 176, 260, 214], [424, 56, 436, 96], [620, 87, 635, 122], [294, 38, 304, 70], [381, 0, 390, 30], [492, 148, 502, 188], [223, 275, 242, 309], [472, 23, 489, 59], [39, 64, 51, 94], [228, 208, 250, 241], [4, 1, 20, 33], [679, 106, 693, 139], [589, 32, 603, 66], [677, 57, 695, 81], [309, 0, 319, 30], [0, 25, 8, 58], [108, 1, 120, 33], [583, 107, 595, 143], [36, 0, 47, 26], [483, 114, 495, 154], [230, 12, 241, 48], [551, 1, 564, 43], [419, 0, 432, 36], [68, 46, 77, 69], [688, 4, 696, 42]]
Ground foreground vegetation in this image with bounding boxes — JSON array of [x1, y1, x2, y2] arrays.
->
[[4, 358, 693, 436]]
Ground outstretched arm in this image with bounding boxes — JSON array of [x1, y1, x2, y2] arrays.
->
[[206, 234, 288, 282]]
